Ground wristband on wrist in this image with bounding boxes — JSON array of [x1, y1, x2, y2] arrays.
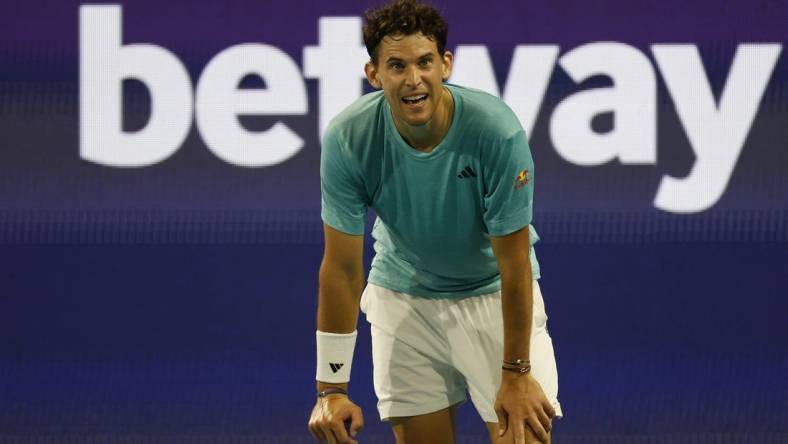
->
[[316, 330, 357, 383]]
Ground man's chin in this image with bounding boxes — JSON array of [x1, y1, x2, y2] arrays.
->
[[404, 120, 429, 128], [399, 113, 431, 127]]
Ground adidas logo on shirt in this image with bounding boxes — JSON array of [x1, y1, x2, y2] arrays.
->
[[457, 166, 477, 179], [329, 362, 344, 373]]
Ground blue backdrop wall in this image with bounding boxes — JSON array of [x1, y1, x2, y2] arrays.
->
[[1, 1, 786, 442]]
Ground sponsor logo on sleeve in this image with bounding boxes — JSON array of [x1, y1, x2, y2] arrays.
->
[[514, 169, 529, 190]]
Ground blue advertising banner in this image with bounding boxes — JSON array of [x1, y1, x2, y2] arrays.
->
[[1, 1, 786, 442], [1, 0, 786, 242]]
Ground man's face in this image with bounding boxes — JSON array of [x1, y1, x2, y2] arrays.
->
[[365, 32, 453, 128]]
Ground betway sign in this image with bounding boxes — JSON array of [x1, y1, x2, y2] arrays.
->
[[80, 5, 782, 213]]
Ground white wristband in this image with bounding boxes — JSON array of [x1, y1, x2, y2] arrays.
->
[[316, 330, 357, 383]]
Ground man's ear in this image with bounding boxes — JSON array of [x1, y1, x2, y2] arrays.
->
[[365, 61, 382, 89], [441, 50, 453, 81]]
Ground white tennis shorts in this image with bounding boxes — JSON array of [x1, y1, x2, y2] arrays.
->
[[360, 281, 562, 423]]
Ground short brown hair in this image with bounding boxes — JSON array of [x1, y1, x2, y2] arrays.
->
[[363, 0, 449, 64]]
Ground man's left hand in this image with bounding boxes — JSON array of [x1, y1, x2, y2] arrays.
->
[[494, 371, 555, 443]]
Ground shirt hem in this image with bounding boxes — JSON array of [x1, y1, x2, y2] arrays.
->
[[368, 276, 502, 299], [321, 212, 364, 236], [486, 212, 532, 237]]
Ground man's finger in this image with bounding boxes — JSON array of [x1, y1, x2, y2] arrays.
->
[[308, 411, 327, 442], [513, 416, 527, 444], [537, 408, 552, 435], [544, 400, 556, 419], [308, 421, 324, 442], [495, 406, 508, 437], [319, 422, 336, 444], [329, 416, 355, 444], [349, 409, 364, 437], [526, 415, 549, 443]]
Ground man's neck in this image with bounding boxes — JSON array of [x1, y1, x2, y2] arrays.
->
[[396, 86, 454, 153]]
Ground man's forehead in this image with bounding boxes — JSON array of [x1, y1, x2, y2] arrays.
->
[[379, 32, 439, 58]]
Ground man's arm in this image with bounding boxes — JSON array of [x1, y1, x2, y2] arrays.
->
[[491, 226, 533, 364], [308, 223, 366, 444], [316, 223, 365, 391], [491, 227, 555, 444]]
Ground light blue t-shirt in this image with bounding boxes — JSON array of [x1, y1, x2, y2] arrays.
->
[[320, 84, 540, 299]]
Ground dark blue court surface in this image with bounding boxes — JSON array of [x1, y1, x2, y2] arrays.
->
[[1, 241, 785, 443]]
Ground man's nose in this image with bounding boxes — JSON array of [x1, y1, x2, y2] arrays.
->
[[405, 65, 421, 87]]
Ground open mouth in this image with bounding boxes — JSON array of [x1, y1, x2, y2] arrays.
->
[[402, 94, 428, 105]]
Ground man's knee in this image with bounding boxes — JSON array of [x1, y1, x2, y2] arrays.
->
[[486, 422, 551, 444], [390, 406, 457, 444]]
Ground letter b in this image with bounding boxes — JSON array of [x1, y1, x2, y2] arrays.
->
[[79, 5, 193, 167]]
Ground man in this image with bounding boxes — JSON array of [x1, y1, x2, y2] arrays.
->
[[307, 1, 562, 443]]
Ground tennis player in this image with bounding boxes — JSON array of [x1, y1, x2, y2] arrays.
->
[[308, 1, 561, 443]]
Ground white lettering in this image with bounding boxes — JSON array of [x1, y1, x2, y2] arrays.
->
[[79, 5, 193, 167], [502, 46, 560, 137], [76, 9, 781, 214], [450, 45, 498, 95], [449, 45, 558, 136], [304, 17, 369, 142], [652, 44, 782, 213], [550, 42, 656, 166], [195, 44, 308, 167]]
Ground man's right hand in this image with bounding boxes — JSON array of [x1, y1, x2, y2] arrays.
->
[[308, 395, 364, 444]]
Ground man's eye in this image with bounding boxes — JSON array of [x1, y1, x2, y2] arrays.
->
[[419, 59, 431, 66], [390, 63, 404, 70]]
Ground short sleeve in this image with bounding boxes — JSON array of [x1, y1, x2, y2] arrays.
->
[[482, 130, 535, 237], [320, 126, 368, 235]]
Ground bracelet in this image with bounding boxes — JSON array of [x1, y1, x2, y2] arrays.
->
[[502, 363, 532, 374], [502, 365, 531, 374], [503, 358, 530, 367], [317, 387, 348, 398]]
